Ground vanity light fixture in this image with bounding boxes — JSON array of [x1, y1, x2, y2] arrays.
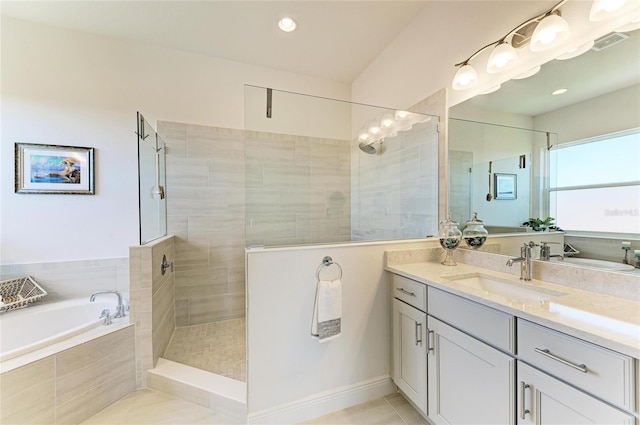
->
[[530, 11, 571, 52], [452, 0, 569, 90], [590, 0, 627, 21], [552, 88, 568, 95], [278, 17, 297, 32]]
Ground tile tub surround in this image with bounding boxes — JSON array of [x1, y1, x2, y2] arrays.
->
[[385, 248, 640, 358], [0, 257, 129, 304], [0, 325, 136, 425], [129, 235, 176, 388]]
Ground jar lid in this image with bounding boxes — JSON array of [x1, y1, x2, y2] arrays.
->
[[440, 212, 459, 227], [466, 212, 484, 225]]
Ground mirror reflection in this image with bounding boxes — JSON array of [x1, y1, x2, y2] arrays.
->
[[449, 27, 640, 265]]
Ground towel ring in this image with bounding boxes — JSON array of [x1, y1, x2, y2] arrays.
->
[[316, 256, 343, 281]]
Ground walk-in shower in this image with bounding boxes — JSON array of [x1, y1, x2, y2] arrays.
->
[[153, 88, 440, 383]]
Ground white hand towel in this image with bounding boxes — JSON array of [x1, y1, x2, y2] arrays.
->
[[311, 279, 342, 342]]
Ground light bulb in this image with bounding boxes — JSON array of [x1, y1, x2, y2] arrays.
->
[[278, 17, 297, 32], [358, 132, 370, 142], [530, 12, 571, 52], [394, 110, 410, 120], [486, 41, 518, 73], [381, 114, 395, 128], [452, 64, 478, 90], [368, 124, 381, 135], [590, 0, 627, 21]]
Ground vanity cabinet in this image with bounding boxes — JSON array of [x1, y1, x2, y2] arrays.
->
[[427, 316, 515, 425], [392, 276, 428, 415], [517, 320, 636, 424], [518, 362, 635, 425], [427, 287, 516, 425]]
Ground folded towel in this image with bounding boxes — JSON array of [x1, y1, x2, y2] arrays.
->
[[311, 279, 342, 342]]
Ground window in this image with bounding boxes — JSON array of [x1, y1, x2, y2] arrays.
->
[[549, 130, 640, 234]]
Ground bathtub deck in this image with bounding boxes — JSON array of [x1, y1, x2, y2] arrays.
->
[[163, 317, 246, 382]]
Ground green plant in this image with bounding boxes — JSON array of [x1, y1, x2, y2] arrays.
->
[[523, 217, 555, 231]]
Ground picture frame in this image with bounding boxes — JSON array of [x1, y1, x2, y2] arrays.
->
[[15, 143, 95, 194], [494, 173, 517, 200]]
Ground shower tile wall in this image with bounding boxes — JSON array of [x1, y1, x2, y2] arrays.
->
[[448, 150, 474, 226], [352, 119, 439, 240], [158, 122, 351, 327]]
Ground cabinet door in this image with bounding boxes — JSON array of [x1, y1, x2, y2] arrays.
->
[[428, 316, 515, 425], [392, 298, 427, 414], [518, 362, 635, 425]]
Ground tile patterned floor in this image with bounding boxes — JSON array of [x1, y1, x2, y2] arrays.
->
[[163, 318, 247, 382], [81, 389, 428, 425]]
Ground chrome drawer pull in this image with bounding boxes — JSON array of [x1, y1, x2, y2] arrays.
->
[[415, 322, 422, 346], [520, 381, 530, 420], [534, 348, 588, 373], [396, 287, 416, 297], [427, 329, 434, 353]]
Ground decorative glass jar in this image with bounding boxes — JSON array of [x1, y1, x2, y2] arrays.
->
[[463, 212, 488, 249], [439, 213, 462, 266]]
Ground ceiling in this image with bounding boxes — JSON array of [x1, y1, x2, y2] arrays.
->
[[0, 0, 428, 83]]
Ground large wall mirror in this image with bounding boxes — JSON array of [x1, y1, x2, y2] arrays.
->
[[449, 26, 640, 262]]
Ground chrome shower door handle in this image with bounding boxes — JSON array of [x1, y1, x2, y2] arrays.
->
[[161, 254, 174, 275]]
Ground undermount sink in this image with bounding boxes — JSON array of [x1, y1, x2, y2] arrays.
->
[[443, 273, 567, 304]]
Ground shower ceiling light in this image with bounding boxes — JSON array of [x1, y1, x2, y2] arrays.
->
[[552, 88, 568, 95], [452, 0, 572, 90], [278, 17, 297, 32]]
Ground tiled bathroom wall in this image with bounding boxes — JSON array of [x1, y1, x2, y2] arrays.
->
[[129, 235, 175, 387], [352, 119, 439, 240], [158, 121, 351, 327], [0, 325, 135, 425]]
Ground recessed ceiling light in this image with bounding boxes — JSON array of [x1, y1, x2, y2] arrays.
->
[[552, 88, 568, 95], [278, 17, 297, 32]]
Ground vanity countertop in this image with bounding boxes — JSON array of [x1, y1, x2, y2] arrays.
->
[[386, 259, 640, 359]]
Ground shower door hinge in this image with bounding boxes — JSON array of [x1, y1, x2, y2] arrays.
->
[[437, 122, 442, 133]]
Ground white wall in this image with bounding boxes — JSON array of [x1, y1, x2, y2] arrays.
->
[[533, 83, 640, 144], [245, 239, 439, 423], [0, 17, 350, 264]]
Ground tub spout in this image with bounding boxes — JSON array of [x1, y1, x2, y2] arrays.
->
[[90, 290, 126, 318]]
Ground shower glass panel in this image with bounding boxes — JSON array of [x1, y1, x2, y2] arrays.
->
[[137, 112, 167, 244], [243, 85, 439, 247], [448, 118, 554, 232]]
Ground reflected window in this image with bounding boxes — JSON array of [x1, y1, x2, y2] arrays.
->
[[549, 130, 640, 234]]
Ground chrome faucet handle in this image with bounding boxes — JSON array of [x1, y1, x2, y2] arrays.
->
[[99, 309, 112, 325]]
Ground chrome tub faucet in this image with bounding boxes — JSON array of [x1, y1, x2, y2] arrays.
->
[[539, 241, 564, 261], [90, 290, 126, 318], [507, 241, 536, 281]]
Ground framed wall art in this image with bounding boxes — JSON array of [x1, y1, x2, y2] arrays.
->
[[494, 173, 517, 200], [15, 143, 95, 194]]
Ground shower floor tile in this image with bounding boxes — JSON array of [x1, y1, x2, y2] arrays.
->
[[163, 317, 246, 382]]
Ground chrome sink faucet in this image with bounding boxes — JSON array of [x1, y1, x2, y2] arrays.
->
[[90, 290, 126, 318], [507, 241, 536, 281], [539, 241, 564, 261]]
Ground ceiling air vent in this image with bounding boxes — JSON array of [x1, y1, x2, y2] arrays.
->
[[592, 32, 629, 51]]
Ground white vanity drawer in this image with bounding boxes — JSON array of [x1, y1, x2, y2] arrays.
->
[[393, 275, 426, 312], [428, 287, 515, 353], [518, 319, 635, 412]]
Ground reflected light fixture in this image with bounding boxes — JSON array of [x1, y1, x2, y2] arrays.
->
[[481, 84, 501, 95], [530, 11, 571, 52], [552, 88, 568, 95], [452, 0, 575, 90], [278, 17, 297, 32], [512, 65, 541, 80], [556, 40, 594, 60], [590, 0, 627, 21]]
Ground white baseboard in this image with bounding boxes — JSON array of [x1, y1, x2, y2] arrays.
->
[[247, 375, 395, 425]]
